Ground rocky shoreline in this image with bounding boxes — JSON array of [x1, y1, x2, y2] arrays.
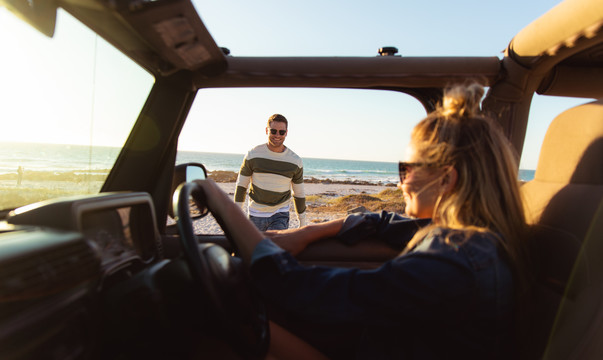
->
[[208, 170, 396, 187]]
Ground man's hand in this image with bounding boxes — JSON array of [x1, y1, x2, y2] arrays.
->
[[297, 212, 307, 228]]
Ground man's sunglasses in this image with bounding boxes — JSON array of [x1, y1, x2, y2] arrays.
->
[[398, 161, 439, 182], [269, 128, 287, 136]]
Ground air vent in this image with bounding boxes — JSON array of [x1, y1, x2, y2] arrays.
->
[[0, 229, 101, 319]]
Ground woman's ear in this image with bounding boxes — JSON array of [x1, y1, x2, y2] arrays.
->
[[440, 166, 457, 194]]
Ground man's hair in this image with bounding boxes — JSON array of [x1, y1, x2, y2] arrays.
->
[[267, 114, 288, 128]]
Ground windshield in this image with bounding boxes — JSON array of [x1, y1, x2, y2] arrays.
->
[[0, 8, 154, 211]]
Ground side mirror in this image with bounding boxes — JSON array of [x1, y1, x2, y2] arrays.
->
[[169, 163, 208, 218], [174, 162, 208, 185]]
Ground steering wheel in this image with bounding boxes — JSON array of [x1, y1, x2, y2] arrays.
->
[[173, 182, 269, 358]]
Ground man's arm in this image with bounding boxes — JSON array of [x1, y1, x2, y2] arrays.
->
[[291, 166, 306, 227], [234, 156, 252, 210], [292, 182, 306, 227]]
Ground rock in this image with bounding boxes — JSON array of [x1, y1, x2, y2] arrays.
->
[[347, 205, 367, 214], [208, 170, 238, 182]]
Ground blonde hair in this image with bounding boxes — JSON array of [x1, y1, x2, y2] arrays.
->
[[405, 83, 528, 288]]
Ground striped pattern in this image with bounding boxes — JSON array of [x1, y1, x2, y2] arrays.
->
[[235, 144, 306, 216]]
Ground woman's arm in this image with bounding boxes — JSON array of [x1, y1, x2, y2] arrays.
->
[[193, 179, 264, 264], [193, 179, 344, 261], [265, 218, 345, 256]]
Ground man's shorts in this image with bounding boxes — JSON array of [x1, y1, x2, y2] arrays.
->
[[249, 212, 290, 231]]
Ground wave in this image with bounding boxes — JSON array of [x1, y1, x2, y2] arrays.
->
[[0, 169, 109, 182]]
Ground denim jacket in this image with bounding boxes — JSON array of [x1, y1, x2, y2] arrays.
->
[[250, 212, 514, 359]]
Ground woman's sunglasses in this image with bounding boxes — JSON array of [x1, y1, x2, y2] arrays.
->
[[269, 128, 287, 136], [398, 161, 439, 182]]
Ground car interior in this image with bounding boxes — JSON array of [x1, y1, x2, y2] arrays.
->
[[0, 0, 602, 358]]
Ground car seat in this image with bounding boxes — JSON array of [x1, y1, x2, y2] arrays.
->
[[543, 201, 603, 359], [519, 100, 603, 359]]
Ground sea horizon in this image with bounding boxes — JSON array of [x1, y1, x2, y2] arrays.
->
[[0, 142, 536, 184], [177, 150, 536, 184]]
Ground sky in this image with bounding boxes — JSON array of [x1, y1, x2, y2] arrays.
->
[[181, 0, 586, 169], [0, 0, 590, 169]]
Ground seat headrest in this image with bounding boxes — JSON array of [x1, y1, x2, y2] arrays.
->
[[534, 100, 603, 185]]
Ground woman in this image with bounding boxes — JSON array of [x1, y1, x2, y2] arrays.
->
[[195, 83, 528, 359]]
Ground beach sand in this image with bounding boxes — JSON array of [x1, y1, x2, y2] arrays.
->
[[193, 182, 395, 234]]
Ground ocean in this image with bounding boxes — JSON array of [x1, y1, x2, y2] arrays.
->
[[0, 142, 121, 174], [177, 151, 406, 184], [0, 143, 536, 184]]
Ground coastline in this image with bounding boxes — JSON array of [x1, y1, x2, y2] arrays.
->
[[208, 170, 397, 187], [214, 182, 394, 197]]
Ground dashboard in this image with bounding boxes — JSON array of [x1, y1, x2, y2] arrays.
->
[[1, 192, 189, 359], [7, 192, 161, 267]]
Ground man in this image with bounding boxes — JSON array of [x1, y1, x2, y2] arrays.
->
[[234, 114, 307, 230]]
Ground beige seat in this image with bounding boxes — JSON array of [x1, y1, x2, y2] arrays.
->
[[520, 100, 603, 359], [543, 201, 603, 359]]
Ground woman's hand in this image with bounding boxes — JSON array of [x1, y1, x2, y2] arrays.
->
[[192, 179, 264, 264], [192, 179, 233, 215]]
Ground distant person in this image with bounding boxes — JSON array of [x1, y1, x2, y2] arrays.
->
[[234, 114, 307, 230], [195, 83, 529, 358], [17, 166, 23, 186]]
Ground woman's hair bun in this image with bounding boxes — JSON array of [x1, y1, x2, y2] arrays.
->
[[440, 83, 484, 118]]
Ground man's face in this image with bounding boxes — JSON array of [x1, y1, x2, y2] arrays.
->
[[266, 121, 288, 148]]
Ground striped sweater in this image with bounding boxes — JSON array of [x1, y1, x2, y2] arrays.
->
[[234, 144, 306, 218]]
